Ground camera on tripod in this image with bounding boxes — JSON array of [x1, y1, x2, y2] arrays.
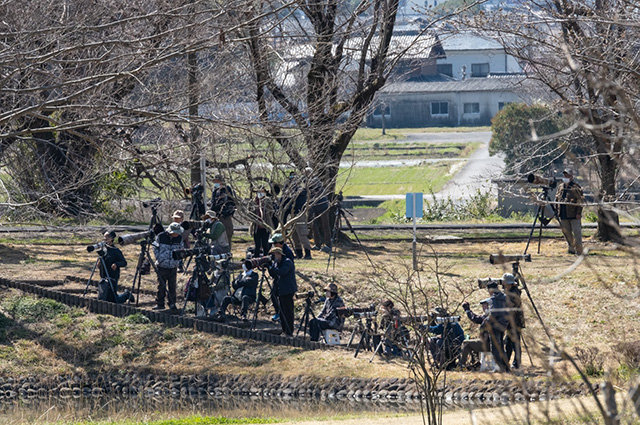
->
[[185, 183, 204, 197], [435, 315, 460, 324], [337, 304, 376, 318], [489, 253, 531, 265], [142, 198, 161, 209], [477, 277, 504, 289], [527, 174, 558, 189], [86, 241, 106, 253], [248, 255, 272, 269], [117, 230, 155, 246], [294, 290, 315, 300]]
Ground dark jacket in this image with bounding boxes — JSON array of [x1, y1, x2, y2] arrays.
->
[[268, 257, 297, 296], [506, 286, 525, 329], [428, 321, 464, 348], [555, 180, 584, 219], [318, 295, 346, 330], [210, 186, 236, 218], [153, 232, 184, 269], [232, 270, 259, 300], [282, 243, 295, 263], [487, 291, 509, 331], [98, 245, 127, 282]]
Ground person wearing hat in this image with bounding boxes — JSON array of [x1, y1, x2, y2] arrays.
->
[[152, 222, 185, 311], [503, 273, 525, 370], [268, 246, 297, 336], [171, 209, 191, 249], [96, 230, 134, 304], [201, 210, 230, 254], [268, 232, 295, 263], [463, 280, 510, 372], [308, 283, 345, 342], [379, 299, 409, 356], [427, 307, 464, 370], [459, 298, 491, 370], [555, 168, 585, 255], [251, 186, 276, 257], [216, 259, 259, 322], [209, 174, 236, 248]]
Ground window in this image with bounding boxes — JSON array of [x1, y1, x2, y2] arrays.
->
[[437, 64, 453, 77], [471, 63, 489, 77], [464, 103, 480, 114], [498, 102, 512, 110], [373, 105, 390, 117], [431, 102, 449, 116]]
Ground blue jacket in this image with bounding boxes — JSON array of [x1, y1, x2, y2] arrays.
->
[[268, 257, 297, 296], [232, 270, 259, 300], [488, 291, 509, 331], [429, 322, 464, 348]]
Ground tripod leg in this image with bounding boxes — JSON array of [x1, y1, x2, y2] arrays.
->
[[251, 271, 266, 331], [523, 205, 542, 255], [83, 260, 99, 296]]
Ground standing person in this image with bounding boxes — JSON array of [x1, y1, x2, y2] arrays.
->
[[303, 167, 331, 250], [281, 171, 313, 260], [171, 209, 191, 249], [264, 232, 294, 322], [201, 210, 229, 254], [463, 281, 510, 372], [268, 246, 297, 336], [152, 222, 184, 312], [555, 168, 585, 255], [459, 299, 491, 370], [209, 174, 236, 249], [251, 186, 275, 257], [503, 273, 525, 370], [97, 230, 133, 303], [308, 283, 345, 342]]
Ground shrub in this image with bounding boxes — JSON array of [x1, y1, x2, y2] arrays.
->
[[614, 341, 640, 371], [124, 313, 151, 325], [574, 346, 604, 377]]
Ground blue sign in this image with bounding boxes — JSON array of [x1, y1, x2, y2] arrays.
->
[[405, 192, 424, 218]]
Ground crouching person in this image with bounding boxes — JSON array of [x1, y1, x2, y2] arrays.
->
[[427, 307, 464, 370], [97, 230, 134, 304], [309, 283, 345, 342], [217, 260, 258, 321]]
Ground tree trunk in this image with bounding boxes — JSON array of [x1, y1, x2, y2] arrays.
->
[[188, 49, 201, 186], [595, 153, 623, 243]]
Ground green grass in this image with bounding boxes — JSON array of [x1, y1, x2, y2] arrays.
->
[[352, 126, 490, 142], [336, 163, 455, 196], [343, 141, 482, 161]]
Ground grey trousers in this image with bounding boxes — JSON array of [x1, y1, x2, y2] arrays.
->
[[559, 218, 582, 254], [291, 220, 312, 251]]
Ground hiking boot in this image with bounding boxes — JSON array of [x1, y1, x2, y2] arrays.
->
[[271, 313, 280, 322], [125, 291, 135, 303], [294, 249, 303, 259], [303, 249, 312, 260], [320, 245, 332, 254]]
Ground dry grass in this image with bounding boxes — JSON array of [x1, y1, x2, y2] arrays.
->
[[0, 230, 639, 382]]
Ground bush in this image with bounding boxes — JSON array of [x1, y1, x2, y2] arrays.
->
[[574, 346, 604, 377], [124, 313, 151, 325], [614, 341, 640, 371], [2, 296, 68, 323]]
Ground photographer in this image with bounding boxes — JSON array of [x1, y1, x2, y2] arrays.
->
[[172, 210, 191, 249], [308, 283, 345, 342], [201, 210, 230, 254], [427, 307, 464, 370], [281, 171, 312, 260], [459, 299, 490, 370], [216, 260, 258, 321], [503, 273, 525, 370], [268, 246, 297, 336], [379, 300, 409, 356], [209, 174, 236, 248], [265, 232, 294, 322], [555, 168, 585, 255], [251, 186, 275, 257], [152, 222, 185, 312], [97, 231, 133, 303], [463, 281, 510, 372]]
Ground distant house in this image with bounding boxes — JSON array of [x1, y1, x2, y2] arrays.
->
[[367, 76, 531, 128]]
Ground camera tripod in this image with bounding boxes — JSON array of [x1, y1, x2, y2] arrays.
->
[[325, 197, 376, 273], [524, 186, 558, 255], [129, 204, 163, 306], [84, 249, 117, 300], [203, 257, 231, 317], [347, 314, 377, 358], [251, 268, 274, 331], [295, 295, 317, 338], [189, 187, 206, 221]]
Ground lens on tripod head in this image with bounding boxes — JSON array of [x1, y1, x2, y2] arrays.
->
[[87, 242, 106, 253]]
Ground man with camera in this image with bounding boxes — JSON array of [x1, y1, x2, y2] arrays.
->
[[308, 283, 345, 342], [152, 222, 185, 312], [459, 299, 490, 370], [209, 174, 236, 248], [378, 300, 410, 356], [427, 307, 464, 370], [201, 210, 230, 254], [216, 259, 258, 321], [463, 281, 510, 372], [96, 230, 134, 304], [555, 168, 585, 255], [268, 246, 297, 336], [503, 273, 525, 370]]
